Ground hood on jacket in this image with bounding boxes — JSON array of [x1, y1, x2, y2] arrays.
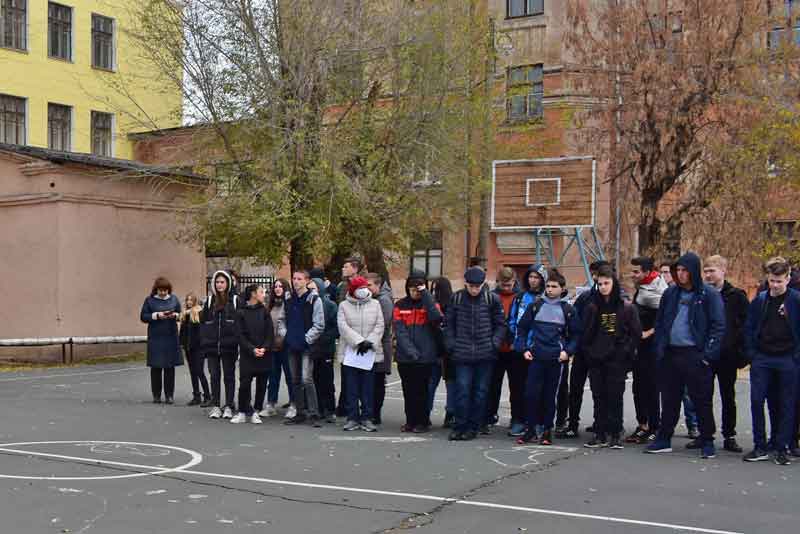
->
[[211, 270, 233, 298], [522, 264, 548, 293], [311, 277, 328, 299], [346, 291, 372, 305], [592, 275, 624, 308], [671, 252, 704, 293], [405, 269, 428, 297], [378, 281, 394, 301]]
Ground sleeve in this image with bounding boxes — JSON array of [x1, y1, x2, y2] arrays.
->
[[421, 290, 443, 324], [626, 304, 643, 356], [517, 305, 534, 352], [444, 295, 458, 353], [733, 291, 749, 363], [507, 296, 520, 337], [393, 304, 421, 361], [365, 302, 385, 347], [490, 295, 507, 351], [563, 306, 581, 356], [380, 297, 393, 341], [262, 309, 274, 350], [704, 289, 726, 361], [305, 296, 325, 345], [173, 296, 182, 315], [743, 297, 759, 362], [179, 318, 187, 350], [140, 298, 154, 324], [238, 313, 256, 356], [653, 290, 668, 359], [337, 304, 365, 347]]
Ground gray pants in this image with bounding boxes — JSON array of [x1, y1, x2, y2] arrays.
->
[[289, 349, 319, 417]]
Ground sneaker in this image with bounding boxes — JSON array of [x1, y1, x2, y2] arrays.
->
[[187, 397, 202, 406], [343, 420, 361, 431], [200, 398, 214, 408], [563, 428, 580, 439], [327, 414, 337, 424], [516, 431, 538, 445], [687, 426, 700, 440], [282, 402, 292, 409], [554, 424, 567, 435], [479, 425, 491, 435], [462, 431, 477, 441], [362, 420, 378, 432], [285, 404, 297, 419], [448, 431, 464, 441], [222, 406, 234, 419], [686, 439, 702, 450], [508, 423, 527, 437], [743, 449, 769, 462], [701, 442, 716, 459], [283, 414, 306, 425], [260, 404, 278, 417], [645, 439, 672, 454], [250, 413, 263, 424], [609, 435, 624, 450], [165, 397, 174, 405], [540, 431, 553, 446], [412, 425, 430, 434], [584, 435, 609, 449], [723, 438, 743, 453], [152, 397, 162, 404], [774, 450, 791, 466], [625, 427, 647, 443], [230, 412, 248, 424], [208, 406, 222, 419], [487, 414, 499, 426], [585, 425, 595, 433]]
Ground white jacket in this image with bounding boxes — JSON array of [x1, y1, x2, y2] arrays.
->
[[337, 293, 385, 364]]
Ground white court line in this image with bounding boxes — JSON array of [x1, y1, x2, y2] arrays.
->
[[0, 446, 742, 534], [385, 379, 402, 387], [0, 367, 140, 383]]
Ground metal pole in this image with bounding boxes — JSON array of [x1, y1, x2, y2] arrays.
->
[[576, 229, 593, 286]]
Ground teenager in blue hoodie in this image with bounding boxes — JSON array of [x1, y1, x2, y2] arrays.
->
[[516, 269, 580, 445], [647, 252, 725, 459]]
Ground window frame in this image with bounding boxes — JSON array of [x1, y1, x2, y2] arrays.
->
[[91, 13, 115, 71], [505, 64, 544, 122], [47, 102, 72, 151], [47, 2, 73, 62], [506, 0, 544, 20], [90, 110, 114, 157], [0, 93, 26, 145], [0, 0, 27, 52], [410, 232, 444, 280]]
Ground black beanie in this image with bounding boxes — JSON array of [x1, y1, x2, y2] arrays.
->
[[464, 266, 486, 285]]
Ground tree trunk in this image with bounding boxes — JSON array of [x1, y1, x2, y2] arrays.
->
[[638, 199, 661, 256], [363, 245, 390, 287]]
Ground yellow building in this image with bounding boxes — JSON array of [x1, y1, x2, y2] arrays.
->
[[0, 0, 181, 159]]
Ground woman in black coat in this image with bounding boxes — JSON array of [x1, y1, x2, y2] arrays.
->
[[180, 293, 211, 407], [140, 277, 183, 404]]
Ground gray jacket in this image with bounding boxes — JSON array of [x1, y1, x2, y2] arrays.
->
[[373, 283, 394, 374]]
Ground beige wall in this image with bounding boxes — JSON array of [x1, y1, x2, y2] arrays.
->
[[0, 156, 206, 344]]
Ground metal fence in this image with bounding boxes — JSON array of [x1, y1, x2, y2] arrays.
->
[[206, 275, 274, 296]]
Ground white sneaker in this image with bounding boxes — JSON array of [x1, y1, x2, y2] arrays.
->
[[208, 406, 222, 419], [285, 404, 297, 419], [259, 404, 277, 417], [222, 406, 234, 419], [250, 413, 263, 424], [230, 412, 248, 424]]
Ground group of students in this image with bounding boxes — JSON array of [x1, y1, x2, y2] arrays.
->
[[140, 253, 800, 466]]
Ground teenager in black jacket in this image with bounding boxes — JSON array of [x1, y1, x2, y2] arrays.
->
[[581, 267, 642, 449], [231, 284, 274, 425], [179, 293, 211, 407]]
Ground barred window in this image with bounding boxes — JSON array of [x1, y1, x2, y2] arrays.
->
[[507, 0, 544, 18], [48, 2, 72, 61], [92, 14, 114, 70], [506, 64, 544, 121], [0, 93, 25, 145], [91, 111, 113, 156], [0, 0, 26, 51], [48, 103, 71, 151]]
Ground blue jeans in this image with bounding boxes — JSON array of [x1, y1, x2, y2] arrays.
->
[[428, 362, 442, 417], [453, 361, 494, 433], [750, 354, 797, 450], [267, 348, 293, 405], [524, 359, 564, 432], [683, 387, 698, 429], [344, 365, 374, 423]]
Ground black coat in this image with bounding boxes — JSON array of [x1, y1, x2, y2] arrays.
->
[[719, 281, 749, 368], [200, 295, 240, 357], [444, 288, 506, 363], [179, 315, 202, 356], [581, 299, 642, 366], [140, 294, 183, 368], [238, 304, 275, 373]]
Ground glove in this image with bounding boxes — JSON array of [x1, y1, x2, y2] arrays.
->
[[356, 341, 373, 355]]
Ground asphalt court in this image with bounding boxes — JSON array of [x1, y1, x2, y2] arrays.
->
[[0, 363, 796, 533]]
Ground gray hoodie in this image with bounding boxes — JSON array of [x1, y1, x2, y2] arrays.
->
[[374, 282, 395, 374]]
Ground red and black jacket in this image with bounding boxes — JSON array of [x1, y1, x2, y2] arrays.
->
[[393, 290, 443, 365]]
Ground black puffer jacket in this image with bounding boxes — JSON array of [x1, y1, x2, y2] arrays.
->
[[200, 295, 240, 358], [444, 287, 506, 363], [719, 281, 749, 368], [238, 303, 275, 373]]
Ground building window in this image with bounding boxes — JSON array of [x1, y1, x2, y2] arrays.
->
[[48, 2, 72, 61], [91, 111, 113, 156], [48, 103, 71, 151], [0, 0, 26, 51], [506, 64, 543, 122], [0, 93, 25, 145], [768, 0, 800, 50], [411, 232, 443, 279], [92, 14, 114, 70], [507, 0, 544, 19]]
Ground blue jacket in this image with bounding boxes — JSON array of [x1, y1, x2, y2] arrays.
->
[[508, 264, 547, 352], [744, 288, 800, 361], [654, 252, 726, 361], [140, 294, 183, 368], [444, 287, 506, 363], [516, 297, 580, 360]]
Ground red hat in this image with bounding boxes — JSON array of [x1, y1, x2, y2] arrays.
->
[[348, 276, 369, 296]]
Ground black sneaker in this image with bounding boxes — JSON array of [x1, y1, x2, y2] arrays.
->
[[563, 427, 580, 439], [585, 425, 595, 433], [187, 397, 202, 406], [200, 398, 214, 408], [723, 438, 743, 453], [584, 435, 609, 449], [412, 425, 430, 434], [479, 425, 491, 435], [625, 427, 646, 443], [152, 397, 162, 404], [686, 438, 702, 450], [516, 431, 538, 445], [554, 424, 567, 435], [448, 431, 464, 441], [284, 415, 307, 425], [609, 435, 624, 450], [687, 426, 700, 440], [743, 449, 769, 462], [462, 431, 477, 441], [164, 397, 174, 405], [308, 415, 322, 428], [774, 450, 791, 466]]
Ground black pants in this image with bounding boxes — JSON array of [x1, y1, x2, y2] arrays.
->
[[487, 351, 513, 422], [208, 353, 237, 409], [398, 363, 433, 428], [711, 362, 738, 438], [336, 363, 348, 417], [186, 350, 210, 400], [556, 361, 570, 427], [567, 353, 593, 430], [657, 347, 716, 442], [238, 368, 268, 415], [487, 352, 529, 424], [314, 357, 337, 417], [150, 367, 175, 400], [373, 372, 387, 423], [588, 355, 628, 437], [633, 342, 660, 431]]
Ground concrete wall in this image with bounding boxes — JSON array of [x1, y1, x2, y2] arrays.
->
[[0, 155, 206, 352]]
